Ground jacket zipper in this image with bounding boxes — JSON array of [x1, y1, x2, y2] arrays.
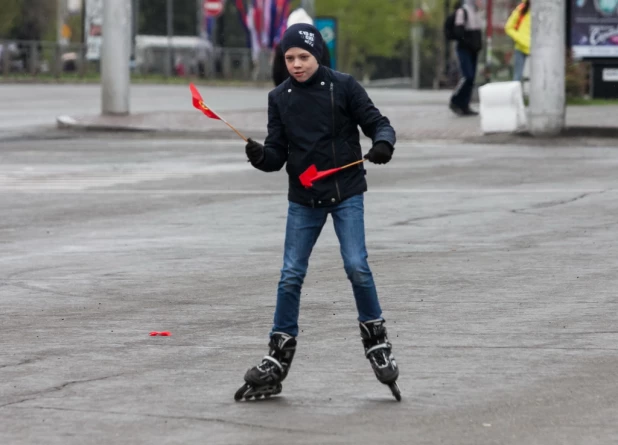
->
[[330, 82, 341, 202]]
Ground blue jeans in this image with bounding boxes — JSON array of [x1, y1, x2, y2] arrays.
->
[[513, 49, 528, 82], [271, 194, 383, 337], [450, 47, 478, 110]]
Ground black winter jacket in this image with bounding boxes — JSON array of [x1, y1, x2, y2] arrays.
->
[[250, 66, 396, 208], [272, 41, 332, 87], [454, 8, 483, 53]]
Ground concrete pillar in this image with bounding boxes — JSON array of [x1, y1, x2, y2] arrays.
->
[[529, 0, 566, 136], [101, 0, 132, 115]]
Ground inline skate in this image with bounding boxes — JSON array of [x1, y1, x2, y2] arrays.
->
[[234, 332, 297, 401], [359, 318, 401, 401]]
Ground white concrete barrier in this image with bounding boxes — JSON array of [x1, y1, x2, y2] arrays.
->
[[479, 81, 528, 134]]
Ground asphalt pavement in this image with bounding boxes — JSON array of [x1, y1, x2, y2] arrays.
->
[[2, 130, 618, 444]]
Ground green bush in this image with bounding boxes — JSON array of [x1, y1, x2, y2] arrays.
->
[[565, 52, 589, 99]]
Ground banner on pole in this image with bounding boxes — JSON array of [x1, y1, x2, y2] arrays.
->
[[315, 16, 337, 70], [85, 0, 103, 60]]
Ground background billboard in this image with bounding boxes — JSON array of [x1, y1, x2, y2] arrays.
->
[[571, 0, 618, 58]]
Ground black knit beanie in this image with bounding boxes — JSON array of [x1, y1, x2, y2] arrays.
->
[[281, 23, 323, 62]]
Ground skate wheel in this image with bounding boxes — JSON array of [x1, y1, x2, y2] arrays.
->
[[388, 382, 402, 402], [235, 383, 283, 401], [234, 383, 252, 401]]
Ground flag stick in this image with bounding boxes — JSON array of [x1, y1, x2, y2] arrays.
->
[[341, 159, 365, 169], [218, 116, 248, 142]]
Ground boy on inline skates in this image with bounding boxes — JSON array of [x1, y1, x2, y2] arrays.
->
[[235, 23, 401, 401]]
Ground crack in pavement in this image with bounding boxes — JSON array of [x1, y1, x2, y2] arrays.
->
[[392, 210, 485, 226], [3, 264, 68, 280], [0, 357, 39, 370], [511, 190, 609, 214], [4, 281, 86, 299], [393, 190, 611, 223], [8, 405, 338, 435], [0, 374, 125, 409]]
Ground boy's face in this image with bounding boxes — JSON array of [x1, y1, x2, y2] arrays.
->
[[284, 47, 319, 83]]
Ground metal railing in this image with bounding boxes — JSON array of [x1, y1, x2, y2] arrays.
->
[[0, 40, 273, 82]]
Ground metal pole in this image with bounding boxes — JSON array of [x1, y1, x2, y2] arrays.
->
[[485, 0, 493, 83], [57, 0, 66, 76], [411, 1, 422, 90], [197, 0, 204, 36], [411, 25, 421, 89], [101, 0, 131, 115], [166, 0, 174, 77], [444, 0, 450, 81], [529, 0, 566, 136], [410, 25, 414, 84], [132, 0, 139, 62], [57, 0, 64, 44]]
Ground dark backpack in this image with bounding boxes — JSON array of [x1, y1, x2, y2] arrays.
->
[[444, 6, 467, 41]]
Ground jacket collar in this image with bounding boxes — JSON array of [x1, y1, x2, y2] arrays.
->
[[290, 65, 327, 88]]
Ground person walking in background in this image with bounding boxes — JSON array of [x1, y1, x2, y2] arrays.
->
[[448, 0, 483, 116], [505, 0, 531, 82], [271, 8, 331, 86]]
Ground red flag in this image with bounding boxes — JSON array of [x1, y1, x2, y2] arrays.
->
[[188, 83, 249, 142], [299, 160, 365, 188], [190, 83, 221, 120]]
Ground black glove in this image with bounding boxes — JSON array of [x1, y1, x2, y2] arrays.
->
[[364, 141, 393, 164], [245, 138, 265, 165]]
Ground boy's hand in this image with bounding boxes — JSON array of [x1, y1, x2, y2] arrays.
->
[[245, 138, 265, 164], [364, 142, 393, 164]]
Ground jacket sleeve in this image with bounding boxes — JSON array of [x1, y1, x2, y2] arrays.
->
[[506, 5, 530, 50], [454, 8, 466, 41], [252, 90, 288, 172], [347, 77, 396, 150], [504, 6, 521, 43], [271, 44, 288, 87]]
